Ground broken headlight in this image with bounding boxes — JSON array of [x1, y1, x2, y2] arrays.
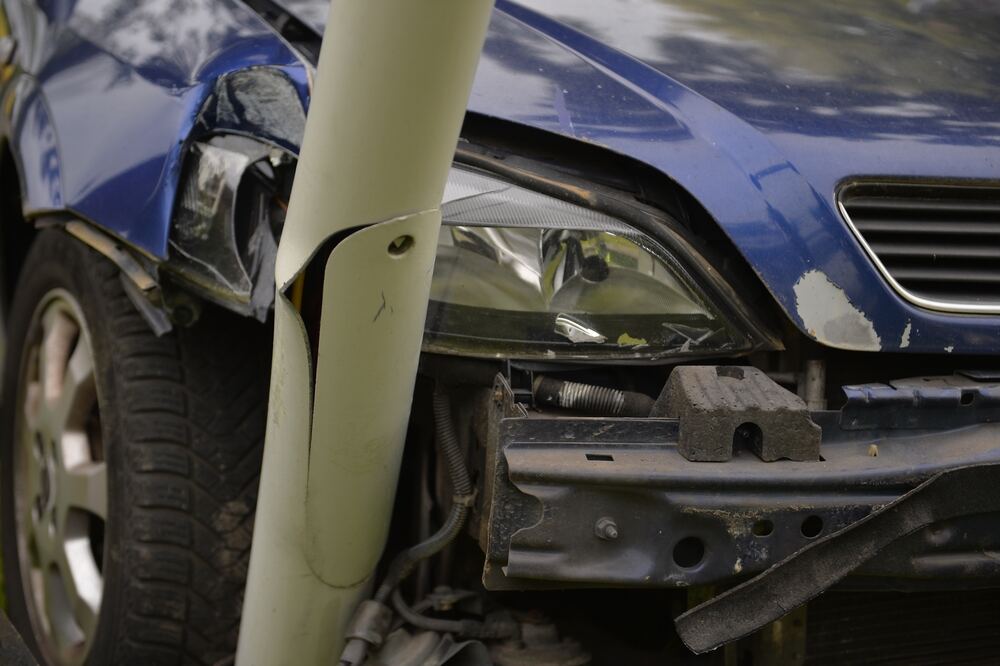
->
[[168, 136, 293, 321], [424, 167, 755, 361]]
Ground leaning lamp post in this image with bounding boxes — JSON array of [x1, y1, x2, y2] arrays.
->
[[235, 1, 495, 663]]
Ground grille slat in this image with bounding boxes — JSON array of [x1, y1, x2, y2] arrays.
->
[[868, 243, 1000, 260], [841, 183, 1000, 312], [847, 195, 1000, 215], [889, 266, 1000, 284], [855, 219, 1000, 235]]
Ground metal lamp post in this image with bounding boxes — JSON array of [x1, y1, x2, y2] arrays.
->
[[235, 1, 495, 663]]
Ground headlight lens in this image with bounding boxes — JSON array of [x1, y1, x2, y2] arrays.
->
[[424, 167, 755, 360]]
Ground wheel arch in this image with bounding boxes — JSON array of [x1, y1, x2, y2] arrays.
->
[[0, 135, 37, 330]]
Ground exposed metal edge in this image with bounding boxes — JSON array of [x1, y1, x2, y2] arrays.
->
[[837, 185, 1000, 316], [63, 220, 159, 296]]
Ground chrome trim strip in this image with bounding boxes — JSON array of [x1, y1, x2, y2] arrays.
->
[[837, 194, 1000, 316]]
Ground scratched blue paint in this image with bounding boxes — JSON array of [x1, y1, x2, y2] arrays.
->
[[3, 0, 1000, 356]]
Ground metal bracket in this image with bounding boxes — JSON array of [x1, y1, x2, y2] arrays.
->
[[841, 375, 1000, 430], [480, 375, 530, 590]]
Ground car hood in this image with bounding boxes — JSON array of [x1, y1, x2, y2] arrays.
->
[[275, 0, 1000, 355], [502, 0, 1000, 184]]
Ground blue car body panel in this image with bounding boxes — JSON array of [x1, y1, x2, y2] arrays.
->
[[465, 1, 1000, 356], [2, 0, 309, 253], [3, 0, 1000, 355]]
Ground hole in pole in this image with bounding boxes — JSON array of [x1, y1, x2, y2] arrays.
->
[[387, 235, 414, 256]]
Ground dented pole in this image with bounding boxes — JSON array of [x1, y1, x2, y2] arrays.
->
[[236, 1, 495, 664]]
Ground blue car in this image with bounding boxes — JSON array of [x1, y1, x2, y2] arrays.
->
[[0, 1, 998, 664]]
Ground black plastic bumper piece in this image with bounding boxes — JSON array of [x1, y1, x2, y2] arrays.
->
[[481, 377, 1000, 592]]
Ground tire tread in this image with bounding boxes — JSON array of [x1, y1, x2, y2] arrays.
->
[[2, 231, 269, 666]]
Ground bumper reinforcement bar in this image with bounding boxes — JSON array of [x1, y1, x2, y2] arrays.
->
[[676, 463, 1000, 653], [480, 371, 1000, 651], [481, 372, 1000, 592]]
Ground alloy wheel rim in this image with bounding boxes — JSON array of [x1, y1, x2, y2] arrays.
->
[[14, 289, 106, 666]]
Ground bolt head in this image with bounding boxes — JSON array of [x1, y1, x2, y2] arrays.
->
[[595, 517, 619, 540]]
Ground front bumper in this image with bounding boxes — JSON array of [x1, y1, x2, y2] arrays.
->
[[480, 374, 1000, 591]]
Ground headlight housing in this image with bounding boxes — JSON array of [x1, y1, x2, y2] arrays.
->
[[424, 165, 760, 361], [168, 136, 293, 321], [169, 142, 766, 360]]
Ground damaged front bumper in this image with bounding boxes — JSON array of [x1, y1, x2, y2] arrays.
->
[[480, 372, 1000, 592]]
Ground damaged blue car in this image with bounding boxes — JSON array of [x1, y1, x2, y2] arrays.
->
[[0, 0, 999, 664]]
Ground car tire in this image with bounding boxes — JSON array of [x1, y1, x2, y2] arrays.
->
[[1, 229, 271, 665]]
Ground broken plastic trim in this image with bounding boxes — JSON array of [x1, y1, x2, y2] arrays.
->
[[164, 135, 294, 322], [61, 219, 173, 335], [64, 220, 159, 295]]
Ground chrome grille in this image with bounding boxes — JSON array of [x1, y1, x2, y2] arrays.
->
[[839, 182, 1000, 314]]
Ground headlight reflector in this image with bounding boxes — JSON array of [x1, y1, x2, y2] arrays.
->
[[424, 167, 754, 360]]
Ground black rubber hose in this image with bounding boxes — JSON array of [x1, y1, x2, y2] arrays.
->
[[391, 588, 518, 640], [391, 588, 482, 636], [533, 376, 654, 417], [341, 390, 476, 665], [431, 390, 473, 498], [374, 390, 472, 603]]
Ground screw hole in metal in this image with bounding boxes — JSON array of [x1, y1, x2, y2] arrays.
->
[[752, 519, 774, 537], [672, 536, 705, 568], [801, 515, 824, 538]]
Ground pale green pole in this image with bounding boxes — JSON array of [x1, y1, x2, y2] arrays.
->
[[235, 1, 495, 663]]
